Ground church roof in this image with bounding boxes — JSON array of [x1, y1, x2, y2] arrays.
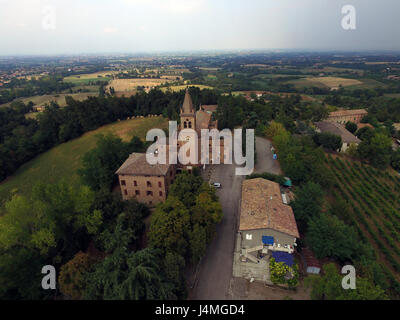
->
[[196, 110, 212, 132], [181, 89, 194, 115]]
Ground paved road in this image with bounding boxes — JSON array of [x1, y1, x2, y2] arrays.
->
[[190, 137, 281, 299], [254, 136, 282, 175], [191, 163, 243, 300]]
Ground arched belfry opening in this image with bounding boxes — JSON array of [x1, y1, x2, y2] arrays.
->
[[180, 88, 195, 131]]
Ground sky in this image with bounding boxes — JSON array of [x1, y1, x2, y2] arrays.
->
[[0, 0, 399, 55]]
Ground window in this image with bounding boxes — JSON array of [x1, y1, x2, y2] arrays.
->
[[188, 122, 192, 128], [158, 181, 162, 188], [246, 234, 252, 240], [147, 191, 153, 196], [134, 181, 137, 187], [135, 190, 140, 196], [170, 171, 173, 177], [121, 180, 126, 186], [147, 181, 152, 187], [159, 191, 163, 197], [184, 122, 187, 128], [124, 190, 128, 196]]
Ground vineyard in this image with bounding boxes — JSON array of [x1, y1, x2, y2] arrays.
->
[[325, 154, 400, 295]]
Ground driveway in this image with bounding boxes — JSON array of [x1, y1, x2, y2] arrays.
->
[[190, 163, 243, 300], [190, 136, 282, 300], [254, 136, 282, 175]]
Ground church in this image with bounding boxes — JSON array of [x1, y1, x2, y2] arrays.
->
[[116, 89, 221, 206], [179, 88, 218, 134]]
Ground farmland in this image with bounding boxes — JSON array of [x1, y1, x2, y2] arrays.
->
[[325, 154, 400, 295], [288, 76, 363, 89], [63, 71, 119, 85], [160, 84, 214, 92], [0, 91, 99, 110], [107, 78, 174, 93], [0, 116, 168, 204]]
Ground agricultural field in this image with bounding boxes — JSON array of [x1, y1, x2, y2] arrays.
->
[[288, 76, 363, 89], [63, 71, 118, 85], [0, 116, 168, 204], [346, 78, 387, 90], [198, 67, 221, 71], [160, 75, 183, 80], [325, 154, 400, 294], [0, 91, 99, 109], [108, 78, 174, 93], [160, 84, 214, 92], [230, 90, 315, 101], [300, 66, 365, 76]]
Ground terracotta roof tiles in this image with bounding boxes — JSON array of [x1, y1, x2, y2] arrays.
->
[[239, 178, 299, 238]]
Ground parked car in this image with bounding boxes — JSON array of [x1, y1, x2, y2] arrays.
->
[[211, 182, 222, 189]]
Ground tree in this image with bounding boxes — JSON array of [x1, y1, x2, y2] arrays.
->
[[266, 121, 287, 139], [269, 258, 299, 288], [169, 172, 204, 208], [163, 252, 187, 299], [0, 247, 47, 300], [189, 224, 207, 264], [358, 132, 392, 169], [0, 181, 102, 256], [356, 126, 374, 141], [345, 121, 358, 134], [58, 251, 100, 300], [313, 132, 342, 151], [291, 182, 324, 230], [99, 211, 145, 253], [306, 263, 388, 300], [191, 192, 223, 244], [148, 197, 191, 257], [84, 248, 174, 300], [78, 134, 131, 191], [346, 143, 358, 158], [0, 194, 57, 255], [306, 213, 359, 261], [391, 149, 400, 171]]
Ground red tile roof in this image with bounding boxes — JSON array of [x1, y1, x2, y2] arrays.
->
[[239, 178, 300, 238]]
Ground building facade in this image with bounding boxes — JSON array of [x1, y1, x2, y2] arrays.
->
[[116, 153, 176, 206], [327, 109, 368, 124], [238, 178, 299, 262], [116, 89, 221, 204], [178, 89, 226, 171]]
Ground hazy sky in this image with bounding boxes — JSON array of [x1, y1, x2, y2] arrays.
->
[[0, 0, 399, 55]]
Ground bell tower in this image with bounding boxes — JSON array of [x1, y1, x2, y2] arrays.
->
[[180, 88, 196, 130]]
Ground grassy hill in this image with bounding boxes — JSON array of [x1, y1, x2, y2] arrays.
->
[[325, 154, 400, 295], [0, 116, 168, 204]]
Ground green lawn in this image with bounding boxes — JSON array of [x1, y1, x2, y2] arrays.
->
[[0, 116, 168, 204]]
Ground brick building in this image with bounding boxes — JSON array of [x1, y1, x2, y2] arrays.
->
[[116, 89, 222, 204], [116, 153, 176, 206], [327, 109, 368, 124]]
